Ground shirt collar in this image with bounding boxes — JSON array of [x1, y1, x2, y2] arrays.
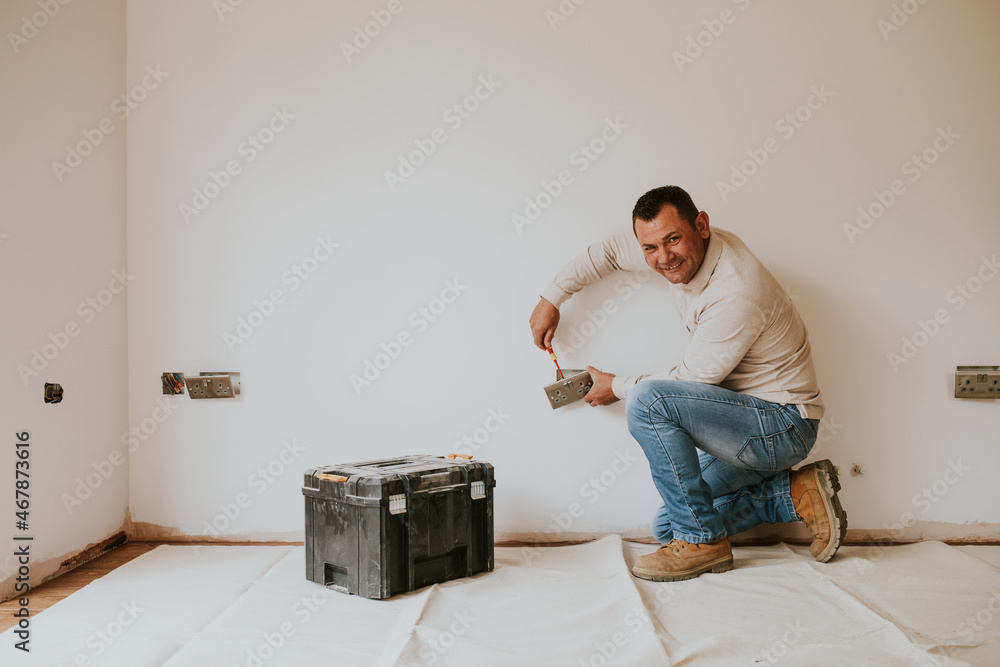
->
[[677, 231, 721, 293]]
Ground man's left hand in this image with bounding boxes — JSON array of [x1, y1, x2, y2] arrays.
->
[[584, 366, 619, 406]]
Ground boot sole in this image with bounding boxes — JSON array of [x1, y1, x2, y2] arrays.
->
[[811, 459, 848, 563], [631, 555, 734, 582]]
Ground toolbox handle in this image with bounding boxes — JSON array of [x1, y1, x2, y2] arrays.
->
[[425, 483, 466, 495]]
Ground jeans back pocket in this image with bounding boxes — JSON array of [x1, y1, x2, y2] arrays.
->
[[738, 407, 811, 471], [737, 429, 785, 471]]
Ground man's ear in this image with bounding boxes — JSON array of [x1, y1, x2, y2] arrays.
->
[[695, 211, 711, 239]]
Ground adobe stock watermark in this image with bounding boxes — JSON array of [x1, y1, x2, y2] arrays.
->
[[239, 587, 335, 667], [17, 268, 134, 385], [887, 254, 998, 372], [900, 590, 1000, 667], [213, 0, 248, 21], [223, 235, 340, 352], [200, 438, 306, 540], [899, 591, 1000, 667], [384, 75, 502, 192], [555, 268, 654, 355], [51, 65, 169, 182], [238, 592, 475, 667], [750, 620, 810, 665], [350, 277, 468, 395], [50, 600, 145, 667], [451, 407, 512, 457], [804, 414, 844, 459], [672, 0, 752, 73], [902, 643, 959, 667], [544, 0, 591, 31], [844, 126, 959, 244], [877, 0, 933, 41], [956, 588, 1000, 645], [511, 117, 628, 233], [581, 590, 680, 667], [578, 627, 634, 667], [716, 84, 833, 202], [239, 621, 297, 667], [62, 397, 182, 514], [547, 449, 640, 533], [911, 459, 971, 515], [418, 610, 477, 665], [340, 0, 417, 63], [856, 458, 971, 575], [7, 0, 73, 54], [519, 449, 641, 565], [236, 586, 342, 666], [179, 107, 295, 224]]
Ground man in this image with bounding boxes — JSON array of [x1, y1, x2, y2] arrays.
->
[[529, 185, 846, 582]]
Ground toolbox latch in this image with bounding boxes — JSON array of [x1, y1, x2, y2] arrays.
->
[[389, 493, 407, 515]]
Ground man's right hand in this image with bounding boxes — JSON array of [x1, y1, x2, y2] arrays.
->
[[529, 298, 560, 350]]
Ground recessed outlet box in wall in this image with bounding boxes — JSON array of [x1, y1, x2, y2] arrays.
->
[[162, 372, 185, 395], [955, 366, 1000, 398], [185, 372, 241, 399]]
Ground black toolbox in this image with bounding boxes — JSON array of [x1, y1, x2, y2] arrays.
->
[[302, 455, 495, 599]]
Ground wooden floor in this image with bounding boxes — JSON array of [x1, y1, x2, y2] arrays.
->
[[0, 542, 158, 633]]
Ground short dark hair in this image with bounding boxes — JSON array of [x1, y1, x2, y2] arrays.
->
[[632, 186, 699, 232]]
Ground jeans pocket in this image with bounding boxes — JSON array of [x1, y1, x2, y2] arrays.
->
[[738, 407, 804, 471], [737, 430, 783, 471]]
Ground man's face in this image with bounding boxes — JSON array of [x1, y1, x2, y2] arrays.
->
[[634, 205, 711, 284]]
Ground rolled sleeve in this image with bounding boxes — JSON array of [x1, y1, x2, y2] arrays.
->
[[539, 283, 573, 309], [612, 374, 644, 400]]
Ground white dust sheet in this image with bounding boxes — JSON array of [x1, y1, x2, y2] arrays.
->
[[2, 537, 999, 666]]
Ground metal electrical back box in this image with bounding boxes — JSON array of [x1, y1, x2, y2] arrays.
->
[[302, 455, 495, 599]]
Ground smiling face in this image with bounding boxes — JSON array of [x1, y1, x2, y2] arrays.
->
[[634, 205, 711, 284]]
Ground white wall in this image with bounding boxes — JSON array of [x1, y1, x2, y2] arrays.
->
[[0, 0, 127, 600], [123, 0, 1000, 542]]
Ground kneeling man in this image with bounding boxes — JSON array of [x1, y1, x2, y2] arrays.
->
[[529, 185, 847, 581]]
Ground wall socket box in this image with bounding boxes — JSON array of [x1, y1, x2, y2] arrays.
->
[[184, 372, 241, 399], [955, 366, 1000, 399], [162, 372, 185, 395]]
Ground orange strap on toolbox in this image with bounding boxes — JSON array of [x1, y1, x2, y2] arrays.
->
[[446, 454, 473, 460], [316, 473, 348, 482]]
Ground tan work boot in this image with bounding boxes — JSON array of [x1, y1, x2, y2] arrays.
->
[[790, 459, 848, 562], [631, 536, 733, 582]]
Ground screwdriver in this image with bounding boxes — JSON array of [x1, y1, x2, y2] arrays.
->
[[546, 346, 565, 380]]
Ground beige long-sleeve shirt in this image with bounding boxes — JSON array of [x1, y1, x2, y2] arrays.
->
[[540, 227, 825, 419]]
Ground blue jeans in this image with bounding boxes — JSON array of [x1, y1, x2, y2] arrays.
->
[[626, 380, 820, 545]]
